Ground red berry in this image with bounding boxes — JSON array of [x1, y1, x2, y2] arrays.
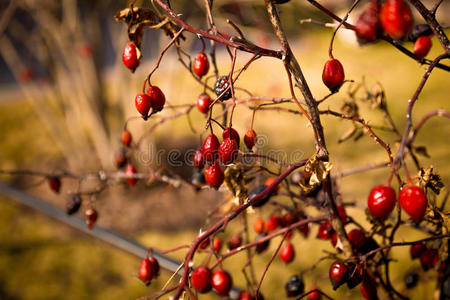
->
[[125, 164, 138, 186], [347, 264, 364, 289], [368, 185, 397, 218], [122, 42, 140, 72], [337, 205, 347, 224], [307, 286, 321, 300], [213, 237, 222, 253], [121, 130, 132, 147], [254, 217, 265, 234], [238, 290, 254, 300], [414, 36, 432, 59], [202, 134, 220, 163], [148, 257, 160, 277], [218, 138, 238, 165], [410, 242, 426, 259], [264, 215, 280, 233], [114, 148, 127, 168], [317, 221, 333, 240], [264, 177, 280, 194], [322, 59, 345, 92], [147, 86, 166, 112], [420, 248, 438, 271], [331, 232, 338, 247], [244, 129, 257, 150], [380, 0, 413, 39], [348, 229, 367, 250], [191, 266, 212, 293], [355, 0, 381, 43], [280, 242, 295, 263], [135, 93, 152, 119], [398, 186, 428, 221], [329, 261, 349, 290], [223, 127, 240, 148], [139, 257, 153, 285], [192, 51, 210, 77], [204, 160, 224, 188], [360, 278, 378, 300], [228, 234, 242, 250], [196, 93, 212, 114], [48, 176, 61, 194], [211, 269, 232, 297], [193, 149, 205, 170], [199, 236, 210, 250], [85, 208, 98, 229]]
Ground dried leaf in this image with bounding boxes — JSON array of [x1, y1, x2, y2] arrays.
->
[[414, 146, 431, 158], [418, 166, 444, 195], [341, 101, 359, 117], [300, 154, 332, 189]]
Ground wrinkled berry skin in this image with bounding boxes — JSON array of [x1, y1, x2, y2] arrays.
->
[[218, 138, 238, 165], [193, 52, 210, 78], [204, 160, 224, 188], [191, 266, 212, 293], [414, 36, 432, 59], [147, 86, 166, 112], [322, 59, 345, 92], [329, 261, 349, 290], [244, 129, 257, 150], [380, 0, 413, 39], [223, 127, 240, 148], [398, 186, 428, 221], [355, 0, 381, 43], [196, 93, 212, 114], [285, 275, 305, 297], [122, 42, 140, 72], [66, 194, 82, 215], [202, 134, 220, 163], [135, 94, 152, 119], [211, 269, 232, 297], [214, 76, 232, 100], [368, 185, 397, 218]]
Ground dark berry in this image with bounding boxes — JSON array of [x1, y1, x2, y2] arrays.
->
[[329, 261, 349, 290], [85, 208, 98, 229], [404, 272, 419, 289], [214, 76, 232, 100], [204, 160, 224, 188], [355, 0, 381, 43], [244, 129, 257, 150], [147, 86, 166, 112], [348, 229, 367, 250], [196, 93, 212, 114], [398, 186, 428, 221], [211, 269, 232, 297], [121, 130, 132, 147], [410, 242, 426, 259], [135, 93, 152, 119], [202, 134, 220, 163], [193, 149, 205, 170], [125, 164, 138, 186], [420, 248, 438, 271], [322, 59, 345, 92], [414, 36, 432, 59], [360, 278, 378, 300], [148, 257, 160, 277], [280, 242, 295, 263], [218, 138, 238, 165], [48, 176, 61, 194], [193, 51, 210, 78], [347, 264, 364, 289], [408, 24, 433, 42], [337, 205, 347, 224], [249, 185, 271, 208], [223, 127, 240, 148], [285, 275, 305, 297], [368, 185, 397, 218], [228, 234, 242, 250], [191, 171, 206, 188], [66, 194, 82, 215], [122, 42, 140, 72], [114, 148, 127, 168], [380, 0, 413, 39], [191, 266, 212, 293], [255, 234, 270, 254]]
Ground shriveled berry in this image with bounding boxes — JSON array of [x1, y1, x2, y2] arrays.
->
[[244, 129, 257, 150], [329, 261, 349, 290], [196, 93, 212, 114], [414, 36, 432, 59], [121, 130, 132, 147], [348, 229, 367, 250], [280, 242, 295, 263], [285, 275, 305, 297], [322, 59, 345, 92], [228, 234, 242, 250], [410, 242, 426, 259], [380, 0, 413, 39], [368, 185, 397, 218], [249, 185, 271, 208], [193, 51, 210, 78], [218, 137, 238, 165], [85, 208, 98, 229], [204, 160, 224, 188], [223, 127, 240, 148], [135, 93, 152, 119], [139, 257, 153, 285], [214, 76, 231, 100], [125, 164, 138, 186], [404, 272, 419, 289], [355, 0, 381, 43], [122, 42, 140, 72], [193, 149, 205, 170], [66, 194, 82, 215], [211, 269, 232, 297], [398, 186, 428, 221], [48, 176, 61, 194], [191, 266, 212, 293], [202, 134, 220, 163], [360, 278, 378, 300], [147, 86, 166, 112]]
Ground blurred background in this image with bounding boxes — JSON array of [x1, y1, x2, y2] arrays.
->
[[0, 0, 449, 299]]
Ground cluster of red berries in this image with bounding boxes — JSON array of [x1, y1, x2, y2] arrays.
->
[[191, 266, 232, 297], [367, 184, 428, 221], [138, 253, 160, 286], [134, 85, 166, 120]]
